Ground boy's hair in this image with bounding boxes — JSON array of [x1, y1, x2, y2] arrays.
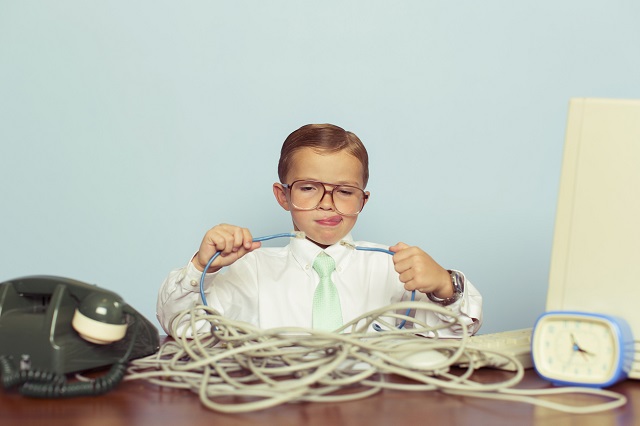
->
[[277, 123, 370, 187]]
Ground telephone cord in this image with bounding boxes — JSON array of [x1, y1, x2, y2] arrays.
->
[[125, 303, 627, 414], [0, 315, 141, 398]]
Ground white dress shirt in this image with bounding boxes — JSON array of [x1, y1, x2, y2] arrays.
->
[[156, 234, 483, 337]]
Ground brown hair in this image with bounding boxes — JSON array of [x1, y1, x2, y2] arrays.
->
[[277, 123, 369, 187]]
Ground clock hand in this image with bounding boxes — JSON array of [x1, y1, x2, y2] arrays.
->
[[577, 347, 595, 356], [570, 333, 595, 360], [570, 333, 580, 346]]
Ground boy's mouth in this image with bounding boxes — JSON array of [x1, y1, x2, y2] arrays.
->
[[316, 216, 342, 226]]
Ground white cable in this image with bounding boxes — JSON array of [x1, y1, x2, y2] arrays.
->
[[125, 302, 627, 414]]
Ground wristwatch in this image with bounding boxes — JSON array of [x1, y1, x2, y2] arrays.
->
[[427, 270, 464, 306]]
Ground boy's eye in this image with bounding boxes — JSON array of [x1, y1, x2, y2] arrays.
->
[[298, 183, 319, 192], [336, 187, 355, 196]]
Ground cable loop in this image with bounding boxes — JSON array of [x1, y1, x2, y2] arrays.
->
[[124, 303, 627, 414]]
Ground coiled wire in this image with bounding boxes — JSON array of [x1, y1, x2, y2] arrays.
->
[[125, 302, 627, 414], [0, 316, 140, 398]]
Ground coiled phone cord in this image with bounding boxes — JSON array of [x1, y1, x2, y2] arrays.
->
[[0, 356, 65, 389], [0, 317, 140, 397], [198, 232, 416, 330]]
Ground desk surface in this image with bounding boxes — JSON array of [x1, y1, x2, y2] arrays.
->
[[1, 366, 639, 426]]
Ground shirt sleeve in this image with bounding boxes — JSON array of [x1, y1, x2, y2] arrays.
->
[[156, 260, 215, 336]]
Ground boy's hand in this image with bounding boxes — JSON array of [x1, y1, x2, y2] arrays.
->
[[389, 242, 454, 298], [192, 224, 261, 272]]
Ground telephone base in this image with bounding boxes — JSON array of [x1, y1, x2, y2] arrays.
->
[[0, 276, 159, 375]]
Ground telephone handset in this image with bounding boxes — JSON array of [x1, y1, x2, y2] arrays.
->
[[0, 275, 159, 397]]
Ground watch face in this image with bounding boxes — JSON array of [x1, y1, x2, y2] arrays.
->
[[532, 312, 626, 386]]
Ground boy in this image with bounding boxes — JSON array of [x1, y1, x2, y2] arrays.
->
[[157, 124, 482, 337]]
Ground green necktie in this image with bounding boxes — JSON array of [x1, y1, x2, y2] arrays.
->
[[312, 252, 343, 331]]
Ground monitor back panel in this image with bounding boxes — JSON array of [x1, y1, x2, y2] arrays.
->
[[547, 97, 640, 378]]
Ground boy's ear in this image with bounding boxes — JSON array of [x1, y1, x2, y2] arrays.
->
[[273, 183, 291, 211]]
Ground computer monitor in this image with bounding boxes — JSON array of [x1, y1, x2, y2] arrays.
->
[[546, 97, 640, 378]]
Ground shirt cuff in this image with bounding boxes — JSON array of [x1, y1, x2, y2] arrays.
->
[[180, 260, 216, 293]]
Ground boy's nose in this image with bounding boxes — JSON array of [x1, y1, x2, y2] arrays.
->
[[318, 189, 335, 210]]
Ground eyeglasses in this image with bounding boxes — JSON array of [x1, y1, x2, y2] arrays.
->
[[282, 180, 368, 216]]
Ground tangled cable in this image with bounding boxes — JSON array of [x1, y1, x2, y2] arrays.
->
[[125, 301, 627, 414]]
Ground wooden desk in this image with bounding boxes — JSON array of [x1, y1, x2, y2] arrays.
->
[[1, 366, 638, 426]]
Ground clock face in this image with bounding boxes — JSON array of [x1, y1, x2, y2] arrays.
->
[[532, 313, 621, 385]]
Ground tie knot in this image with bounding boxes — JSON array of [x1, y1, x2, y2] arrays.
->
[[313, 252, 335, 278]]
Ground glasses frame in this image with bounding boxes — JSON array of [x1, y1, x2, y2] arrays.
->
[[282, 180, 369, 216]]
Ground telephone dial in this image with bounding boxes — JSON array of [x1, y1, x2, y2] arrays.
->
[[0, 275, 159, 397]]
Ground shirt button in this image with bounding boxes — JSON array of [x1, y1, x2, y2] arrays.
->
[[190, 280, 198, 287], [305, 264, 310, 270]]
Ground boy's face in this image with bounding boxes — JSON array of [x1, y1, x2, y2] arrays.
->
[[273, 147, 369, 248]]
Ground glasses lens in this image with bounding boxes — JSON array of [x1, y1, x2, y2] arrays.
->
[[289, 181, 365, 215], [332, 185, 365, 215], [290, 181, 324, 209]]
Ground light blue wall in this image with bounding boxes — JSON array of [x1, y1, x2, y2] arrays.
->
[[1, 1, 639, 333]]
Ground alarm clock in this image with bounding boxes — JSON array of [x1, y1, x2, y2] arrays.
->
[[531, 311, 635, 388]]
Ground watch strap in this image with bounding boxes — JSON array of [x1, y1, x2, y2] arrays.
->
[[427, 270, 464, 306]]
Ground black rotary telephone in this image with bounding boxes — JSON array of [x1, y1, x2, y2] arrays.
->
[[0, 275, 159, 397]]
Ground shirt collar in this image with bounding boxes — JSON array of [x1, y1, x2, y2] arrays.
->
[[290, 233, 355, 274]]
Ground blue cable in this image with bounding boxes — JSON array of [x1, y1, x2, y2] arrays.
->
[[350, 245, 416, 330], [199, 232, 300, 307], [198, 233, 415, 330]]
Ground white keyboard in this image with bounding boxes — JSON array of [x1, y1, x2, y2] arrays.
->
[[456, 328, 534, 371]]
